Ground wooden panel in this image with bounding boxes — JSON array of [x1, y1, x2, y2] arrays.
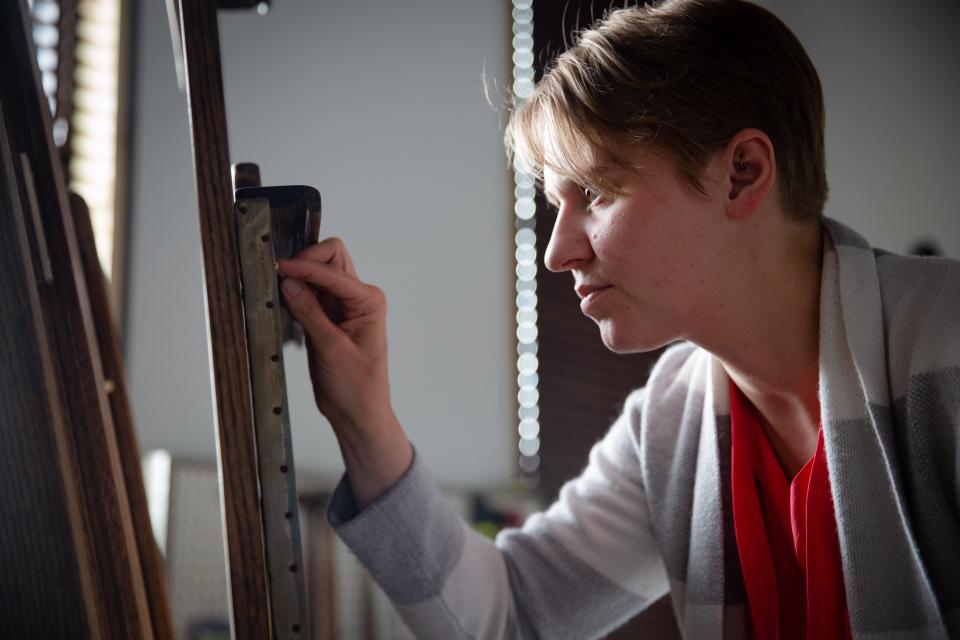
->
[[0, 0, 154, 636], [177, 0, 271, 636]]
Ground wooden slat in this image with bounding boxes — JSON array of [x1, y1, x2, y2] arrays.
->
[[111, 0, 136, 333], [178, 0, 271, 636], [71, 193, 175, 639]]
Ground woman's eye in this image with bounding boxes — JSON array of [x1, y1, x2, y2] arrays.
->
[[582, 186, 605, 206]]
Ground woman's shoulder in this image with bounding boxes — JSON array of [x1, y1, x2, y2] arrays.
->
[[876, 252, 960, 393], [876, 250, 960, 307]]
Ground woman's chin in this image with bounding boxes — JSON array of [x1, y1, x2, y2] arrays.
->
[[597, 318, 672, 354]]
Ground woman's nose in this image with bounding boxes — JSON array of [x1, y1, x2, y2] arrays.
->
[[544, 208, 591, 273]]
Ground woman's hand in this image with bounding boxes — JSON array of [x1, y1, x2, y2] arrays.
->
[[278, 238, 412, 509]]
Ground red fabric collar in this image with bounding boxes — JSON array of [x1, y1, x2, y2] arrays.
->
[[729, 381, 850, 640]]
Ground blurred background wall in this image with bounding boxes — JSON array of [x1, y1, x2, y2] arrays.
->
[[125, 0, 516, 489], [762, 0, 960, 259]]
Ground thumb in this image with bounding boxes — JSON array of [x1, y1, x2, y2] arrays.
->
[[280, 277, 341, 349]]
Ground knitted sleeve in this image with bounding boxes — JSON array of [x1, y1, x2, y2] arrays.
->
[[326, 388, 670, 639]]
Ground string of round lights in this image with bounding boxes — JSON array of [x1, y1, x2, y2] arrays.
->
[[511, 0, 540, 488]]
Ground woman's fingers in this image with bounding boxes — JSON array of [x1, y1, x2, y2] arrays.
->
[[277, 258, 386, 350], [287, 237, 357, 278], [277, 258, 372, 309], [279, 277, 342, 350]]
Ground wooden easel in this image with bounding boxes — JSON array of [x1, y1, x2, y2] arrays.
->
[[0, 0, 171, 636]]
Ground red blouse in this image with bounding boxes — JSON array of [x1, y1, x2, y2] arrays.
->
[[729, 381, 851, 640]]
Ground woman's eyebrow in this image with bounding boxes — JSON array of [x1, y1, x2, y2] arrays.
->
[[543, 166, 614, 207]]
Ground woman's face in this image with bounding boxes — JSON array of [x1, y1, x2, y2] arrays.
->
[[542, 151, 728, 353]]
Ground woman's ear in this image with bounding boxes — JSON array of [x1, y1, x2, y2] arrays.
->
[[724, 129, 776, 220]]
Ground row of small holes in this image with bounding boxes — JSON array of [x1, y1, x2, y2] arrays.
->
[[236, 210, 301, 636]]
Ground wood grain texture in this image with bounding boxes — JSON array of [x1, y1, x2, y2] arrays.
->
[[178, 0, 271, 636], [1, 0, 154, 636], [71, 193, 175, 639]]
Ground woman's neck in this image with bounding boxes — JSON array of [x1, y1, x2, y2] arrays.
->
[[698, 217, 824, 477]]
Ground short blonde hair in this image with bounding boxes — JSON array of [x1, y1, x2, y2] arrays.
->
[[505, 0, 828, 221]]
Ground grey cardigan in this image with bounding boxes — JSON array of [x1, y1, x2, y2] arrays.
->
[[327, 219, 960, 639]]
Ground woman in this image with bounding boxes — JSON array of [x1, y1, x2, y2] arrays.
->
[[276, 0, 960, 637]]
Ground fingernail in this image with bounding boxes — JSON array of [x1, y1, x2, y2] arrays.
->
[[281, 279, 302, 296]]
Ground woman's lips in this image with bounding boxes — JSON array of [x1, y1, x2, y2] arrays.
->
[[579, 285, 612, 312]]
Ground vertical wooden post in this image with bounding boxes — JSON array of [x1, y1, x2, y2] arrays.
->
[[178, 0, 271, 636]]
